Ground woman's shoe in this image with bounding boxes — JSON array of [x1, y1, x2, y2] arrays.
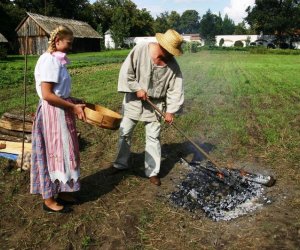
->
[[43, 203, 73, 213], [56, 197, 80, 206]]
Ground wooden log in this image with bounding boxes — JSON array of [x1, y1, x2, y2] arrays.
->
[[2, 112, 33, 123], [0, 140, 31, 154], [0, 127, 31, 140], [0, 134, 31, 143], [0, 117, 32, 132]]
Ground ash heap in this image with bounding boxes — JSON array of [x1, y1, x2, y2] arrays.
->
[[170, 159, 273, 221]]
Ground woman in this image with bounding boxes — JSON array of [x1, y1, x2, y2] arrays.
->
[[31, 25, 85, 213]]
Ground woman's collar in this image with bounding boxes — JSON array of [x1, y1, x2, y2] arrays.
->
[[52, 51, 70, 65]]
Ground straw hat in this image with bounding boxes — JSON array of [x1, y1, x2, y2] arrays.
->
[[155, 29, 183, 56]]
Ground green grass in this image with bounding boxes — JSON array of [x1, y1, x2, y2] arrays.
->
[[178, 51, 300, 163], [1, 49, 300, 250], [0, 50, 129, 88], [0, 50, 299, 165], [0, 50, 129, 115]]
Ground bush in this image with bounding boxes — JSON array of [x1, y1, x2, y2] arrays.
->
[[279, 42, 289, 49], [234, 40, 244, 47], [182, 41, 202, 53], [249, 47, 300, 55], [267, 43, 276, 49], [219, 38, 224, 47]]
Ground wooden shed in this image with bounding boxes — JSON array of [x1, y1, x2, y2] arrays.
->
[[15, 12, 101, 55]]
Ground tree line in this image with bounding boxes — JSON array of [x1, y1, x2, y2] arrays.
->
[[0, 0, 299, 51]]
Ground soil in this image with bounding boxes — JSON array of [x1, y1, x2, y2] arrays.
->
[[0, 113, 300, 249]]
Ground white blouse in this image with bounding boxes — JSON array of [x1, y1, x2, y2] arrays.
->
[[34, 52, 71, 99]]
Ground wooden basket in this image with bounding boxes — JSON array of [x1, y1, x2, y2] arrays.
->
[[84, 103, 122, 130]]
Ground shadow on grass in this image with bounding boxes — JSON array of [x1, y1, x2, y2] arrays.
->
[[78, 136, 90, 151], [78, 139, 216, 203], [77, 166, 125, 204]]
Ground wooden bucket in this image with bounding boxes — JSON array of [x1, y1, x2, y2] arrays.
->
[[84, 103, 122, 130]]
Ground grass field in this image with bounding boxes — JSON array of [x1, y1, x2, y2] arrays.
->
[[0, 50, 299, 249]]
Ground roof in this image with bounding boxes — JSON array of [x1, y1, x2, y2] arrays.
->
[[181, 33, 203, 40], [0, 33, 8, 43], [183, 34, 200, 37], [16, 12, 101, 39]]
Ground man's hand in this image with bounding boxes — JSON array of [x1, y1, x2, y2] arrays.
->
[[164, 112, 174, 124], [136, 89, 148, 100]]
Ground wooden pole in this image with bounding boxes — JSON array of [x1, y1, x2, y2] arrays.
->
[[20, 25, 29, 171]]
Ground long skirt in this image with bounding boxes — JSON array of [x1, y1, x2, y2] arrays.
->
[[30, 100, 80, 199]]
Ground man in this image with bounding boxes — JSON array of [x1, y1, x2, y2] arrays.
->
[[112, 29, 184, 186]]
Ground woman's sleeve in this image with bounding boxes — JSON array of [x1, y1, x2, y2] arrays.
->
[[39, 55, 60, 84]]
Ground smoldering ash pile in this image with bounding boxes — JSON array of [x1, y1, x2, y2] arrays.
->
[[170, 159, 273, 221]]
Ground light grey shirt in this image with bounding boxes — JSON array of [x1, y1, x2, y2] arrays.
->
[[118, 42, 184, 121]]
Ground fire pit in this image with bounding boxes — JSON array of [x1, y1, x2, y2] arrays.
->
[[170, 158, 274, 221]]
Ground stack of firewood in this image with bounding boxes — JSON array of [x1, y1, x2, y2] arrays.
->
[[0, 112, 32, 142], [0, 112, 33, 170]]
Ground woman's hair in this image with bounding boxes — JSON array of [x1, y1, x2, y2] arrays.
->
[[47, 25, 73, 53]]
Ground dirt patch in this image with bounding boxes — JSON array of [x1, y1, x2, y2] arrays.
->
[[1, 105, 300, 249]]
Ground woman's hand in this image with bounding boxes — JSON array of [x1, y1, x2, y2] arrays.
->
[[72, 104, 86, 121], [136, 89, 148, 100], [164, 112, 174, 124]]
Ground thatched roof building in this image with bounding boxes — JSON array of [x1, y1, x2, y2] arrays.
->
[[16, 12, 101, 55], [0, 33, 8, 43]]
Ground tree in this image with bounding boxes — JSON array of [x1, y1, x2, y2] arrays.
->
[[14, 0, 52, 15], [245, 0, 300, 42], [222, 14, 235, 34], [153, 12, 170, 33], [130, 8, 154, 36], [153, 11, 182, 33], [14, 0, 95, 22], [215, 12, 223, 34], [93, 0, 114, 34], [234, 21, 250, 34], [199, 10, 222, 45], [168, 11, 181, 31], [94, 0, 153, 44], [179, 10, 200, 34], [110, 6, 131, 47], [0, 1, 25, 52]]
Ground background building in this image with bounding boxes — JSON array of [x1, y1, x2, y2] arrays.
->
[[16, 12, 102, 55]]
